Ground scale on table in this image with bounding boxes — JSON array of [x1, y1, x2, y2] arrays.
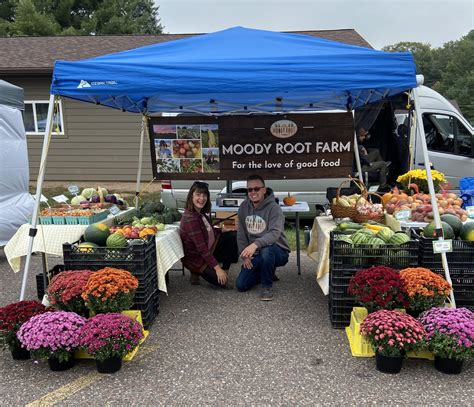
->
[[216, 192, 246, 207]]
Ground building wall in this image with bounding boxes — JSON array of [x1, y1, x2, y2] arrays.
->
[[3, 75, 153, 182]]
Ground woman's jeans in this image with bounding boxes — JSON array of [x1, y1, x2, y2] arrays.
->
[[236, 244, 289, 291]]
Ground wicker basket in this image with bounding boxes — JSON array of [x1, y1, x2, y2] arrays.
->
[[330, 177, 367, 219], [353, 192, 385, 224]]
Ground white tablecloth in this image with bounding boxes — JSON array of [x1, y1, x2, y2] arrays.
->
[[307, 215, 336, 295], [4, 214, 183, 294]]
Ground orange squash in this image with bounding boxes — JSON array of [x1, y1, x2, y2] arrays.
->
[[283, 193, 296, 206]]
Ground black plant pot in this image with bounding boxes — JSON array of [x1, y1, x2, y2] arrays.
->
[[406, 308, 421, 319], [95, 356, 122, 374], [375, 352, 404, 374], [10, 342, 30, 360], [47, 355, 75, 371], [434, 356, 463, 374]]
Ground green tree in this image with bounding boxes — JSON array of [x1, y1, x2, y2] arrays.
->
[[11, 0, 60, 36], [1, 0, 163, 36], [382, 42, 441, 87], [81, 0, 163, 35], [383, 32, 474, 123]]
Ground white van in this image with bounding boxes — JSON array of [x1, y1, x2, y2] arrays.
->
[[160, 86, 473, 217]]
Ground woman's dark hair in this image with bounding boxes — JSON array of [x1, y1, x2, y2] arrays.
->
[[185, 181, 211, 213]]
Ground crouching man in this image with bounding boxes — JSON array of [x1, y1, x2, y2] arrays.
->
[[236, 175, 290, 301]]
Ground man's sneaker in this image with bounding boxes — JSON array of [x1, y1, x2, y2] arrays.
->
[[190, 273, 200, 285], [260, 287, 274, 301]]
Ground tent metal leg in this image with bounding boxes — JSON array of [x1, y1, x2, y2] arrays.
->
[[412, 87, 455, 307], [135, 115, 147, 209], [20, 94, 56, 300]]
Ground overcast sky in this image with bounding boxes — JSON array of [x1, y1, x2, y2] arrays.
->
[[156, 0, 473, 49]]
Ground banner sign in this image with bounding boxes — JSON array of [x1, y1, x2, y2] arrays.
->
[[149, 112, 354, 180]]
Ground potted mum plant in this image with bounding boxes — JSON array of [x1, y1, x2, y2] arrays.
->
[[399, 267, 451, 317], [360, 310, 426, 374], [47, 270, 93, 316], [419, 307, 474, 374], [348, 266, 409, 312], [397, 169, 446, 193], [0, 300, 47, 360], [80, 313, 144, 374], [81, 267, 139, 314], [17, 311, 87, 371]]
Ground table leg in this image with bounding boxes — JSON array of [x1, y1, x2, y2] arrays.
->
[[295, 212, 301, 275], [41, 252, 48, 295]]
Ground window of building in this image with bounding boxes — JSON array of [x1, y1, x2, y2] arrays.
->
[[423, 113, 472, 156], [24, 100, 64, 136]]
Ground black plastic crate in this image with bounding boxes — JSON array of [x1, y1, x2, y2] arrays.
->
[[330, 232, 419, 270], [35, 265, 65, 300], [412, 229, 474, 269], [63, 234, 157, 278], [133, 290, 160, 329], [433, 268, 474, 309], [328, 293, 355, 329], [133, 270, 158, 304]]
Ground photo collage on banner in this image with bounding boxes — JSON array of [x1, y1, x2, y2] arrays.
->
[[152, 123, 220, 174]]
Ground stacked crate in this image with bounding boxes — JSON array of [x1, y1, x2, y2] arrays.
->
[[63, 234, 160, 329], [329, 231, 419, 328], [413, 229, 474, 311]]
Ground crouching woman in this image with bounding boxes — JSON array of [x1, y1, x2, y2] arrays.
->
[[179, 181, 237, 288]]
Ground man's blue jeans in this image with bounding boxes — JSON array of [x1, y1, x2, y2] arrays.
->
[[236, 244, 289, 291]]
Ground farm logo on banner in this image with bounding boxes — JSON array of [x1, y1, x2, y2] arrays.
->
[[270, 120, 298, 138], [148, 113, 354, 180]]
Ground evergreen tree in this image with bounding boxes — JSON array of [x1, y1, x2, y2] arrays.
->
[[1, 0, 163, 36]]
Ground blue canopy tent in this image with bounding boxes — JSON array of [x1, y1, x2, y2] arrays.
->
[[50, 26, 417, 114], [23, 27, 453, 306]]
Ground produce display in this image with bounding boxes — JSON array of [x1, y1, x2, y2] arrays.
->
[[383, 186, 468, 222], [136, 202, 182, 225], [331, 193, 364, 208], [63, 187, 128, 208], [422, 218, 474, 242], [40, 208, 106, 217]]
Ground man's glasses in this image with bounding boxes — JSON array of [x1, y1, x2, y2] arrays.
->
[[247, 186, 264, 193]]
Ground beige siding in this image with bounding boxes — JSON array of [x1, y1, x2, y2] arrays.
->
[[3, 76, 153, 182]]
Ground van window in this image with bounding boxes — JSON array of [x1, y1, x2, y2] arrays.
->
[[423, 113, 471, 156]]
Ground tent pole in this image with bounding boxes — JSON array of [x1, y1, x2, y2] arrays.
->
[[352, 111, 363, 183], [412, 87, 455, 307], [135, 115, 147, 209], [20, 94, 57, 300]]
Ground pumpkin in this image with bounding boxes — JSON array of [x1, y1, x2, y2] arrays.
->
[[283, 193, 296, 206], [382, 186, 408, 205]]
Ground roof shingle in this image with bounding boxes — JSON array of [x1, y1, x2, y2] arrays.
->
[[0, 29, 372, 75]]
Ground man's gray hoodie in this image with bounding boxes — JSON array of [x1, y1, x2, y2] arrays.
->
[[237, 188, 290, 254]]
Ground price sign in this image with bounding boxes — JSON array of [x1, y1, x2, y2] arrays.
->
[[67, 184, 80, 195], [368, 185, 379, 192], [52, 194, 69, 203], [109, 205, 121, 215], [466, 206, 474, 219], [395, 209, 411, 221], [433, 239, 453, 254]]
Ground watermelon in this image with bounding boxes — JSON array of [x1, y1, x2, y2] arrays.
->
[[84, 223, 110, 246], [106, 233, 128, 248], [351, 233, 368, 246], [77, 242, 98, 253], [459, 222, 474, 242], [423, 221, 455, 240], [377, 227, 395, 243], [440, 214, 463, 238], [389, 232, 411, 245]]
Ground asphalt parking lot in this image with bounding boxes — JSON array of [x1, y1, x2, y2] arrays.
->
[[0, 248, 472, 406]]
